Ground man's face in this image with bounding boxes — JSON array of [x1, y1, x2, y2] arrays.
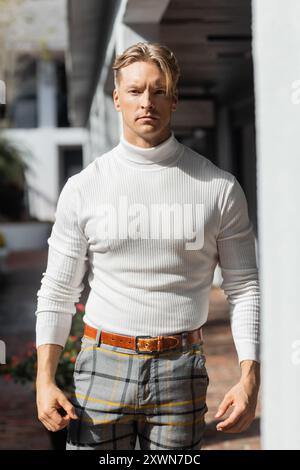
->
[[113, 61, 177, 145]]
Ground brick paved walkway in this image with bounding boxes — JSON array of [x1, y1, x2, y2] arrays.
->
[[0, 249, 260, 450]]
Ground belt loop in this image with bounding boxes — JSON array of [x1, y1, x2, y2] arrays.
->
[[95, 328, 102, 347], [181, 331, 188, 351]]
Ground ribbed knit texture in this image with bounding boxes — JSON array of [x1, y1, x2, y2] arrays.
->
[[35, 131, 260, 364]]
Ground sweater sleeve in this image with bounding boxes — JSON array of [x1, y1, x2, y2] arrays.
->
[[217, 176, 260, 365], [35, 177, 89, 348]]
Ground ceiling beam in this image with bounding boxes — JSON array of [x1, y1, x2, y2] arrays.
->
[[124, 0, 171, 24]]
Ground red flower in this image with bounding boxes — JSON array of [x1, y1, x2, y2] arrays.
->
[[76, 303, 85, 313], [69, 335, 78, 342], [11, 355, 20, 366]]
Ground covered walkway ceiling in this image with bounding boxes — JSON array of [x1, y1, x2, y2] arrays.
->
[[67, 0, 252, 126], [124, 0, 252, 100]]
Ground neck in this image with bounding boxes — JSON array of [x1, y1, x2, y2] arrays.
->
[[122, 129, 172, 148], [114, 130, 182, 171]]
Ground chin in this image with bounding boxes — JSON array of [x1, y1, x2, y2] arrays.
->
[[138, 125, 157, 131], [135, 125, 158, 135]]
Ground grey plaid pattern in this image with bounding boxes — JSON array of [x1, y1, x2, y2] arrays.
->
[[66, 331, 209, 450]]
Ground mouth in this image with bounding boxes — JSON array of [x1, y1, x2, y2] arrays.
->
[[137, 116, 158, 120]]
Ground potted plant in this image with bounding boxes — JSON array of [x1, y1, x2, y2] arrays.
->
[[0, 302, 86, 449], [0, 135, 30, 221]]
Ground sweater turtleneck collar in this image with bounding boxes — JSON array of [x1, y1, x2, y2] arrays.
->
[[114, 131, 183, 170]]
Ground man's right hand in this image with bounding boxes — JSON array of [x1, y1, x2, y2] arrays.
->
[[36, 381, 79, 432]]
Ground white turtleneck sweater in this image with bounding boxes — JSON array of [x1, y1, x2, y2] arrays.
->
[[35, 131, 260, 364]]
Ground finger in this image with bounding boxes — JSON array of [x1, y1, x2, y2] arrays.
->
[[57, 396, 78, 420], [40, 416, 57, 432], [215, 395, 233, 418], [218, 414, 249, 433], [44, 413, 69, 431], [216, 406, 245, 431], [48, 408, 70, 427], [40, 417, 52, 431], [38, 409, 59, 431], [43, 405, 72, 430], [231, 417, 252, 433], [224, 413, 255, 433]]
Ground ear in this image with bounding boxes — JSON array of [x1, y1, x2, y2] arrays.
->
[[113, 88, 121, 112], [171, 91, 178, 112]]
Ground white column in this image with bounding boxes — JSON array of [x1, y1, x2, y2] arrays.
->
[[252, 0, 300, 450], [37, 59, 57, 128]]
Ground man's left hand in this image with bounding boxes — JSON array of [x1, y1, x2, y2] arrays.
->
[[214, 360, 260, 433]]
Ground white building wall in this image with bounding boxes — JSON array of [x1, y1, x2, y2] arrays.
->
[[252, 0, 300, 449], [2, 128, 87, 221]]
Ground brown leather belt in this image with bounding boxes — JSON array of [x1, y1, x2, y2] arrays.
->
[[83, 323, 203, 353]]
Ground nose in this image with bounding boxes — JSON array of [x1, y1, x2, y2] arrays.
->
[[140, 90, 154, 110]]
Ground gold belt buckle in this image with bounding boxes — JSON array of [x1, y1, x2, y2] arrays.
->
[[135, 335, 153, 353], [135, 334, 179, 353], [135, 335, 165, 353]]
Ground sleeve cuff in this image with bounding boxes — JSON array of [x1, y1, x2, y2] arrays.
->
[[35, 311, 73, 348], [235, 340, 260, 365]]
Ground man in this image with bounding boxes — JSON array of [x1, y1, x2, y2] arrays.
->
[[35, 42, 260, 450]]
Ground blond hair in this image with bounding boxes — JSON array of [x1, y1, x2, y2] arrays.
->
[[112, 42, 180, 97]]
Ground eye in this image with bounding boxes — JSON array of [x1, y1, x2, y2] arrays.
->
[[155, 89, 166, 95], [129, 89, 140, 94]]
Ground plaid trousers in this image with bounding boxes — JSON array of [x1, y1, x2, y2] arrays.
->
[[66, 330, 209, 450]]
